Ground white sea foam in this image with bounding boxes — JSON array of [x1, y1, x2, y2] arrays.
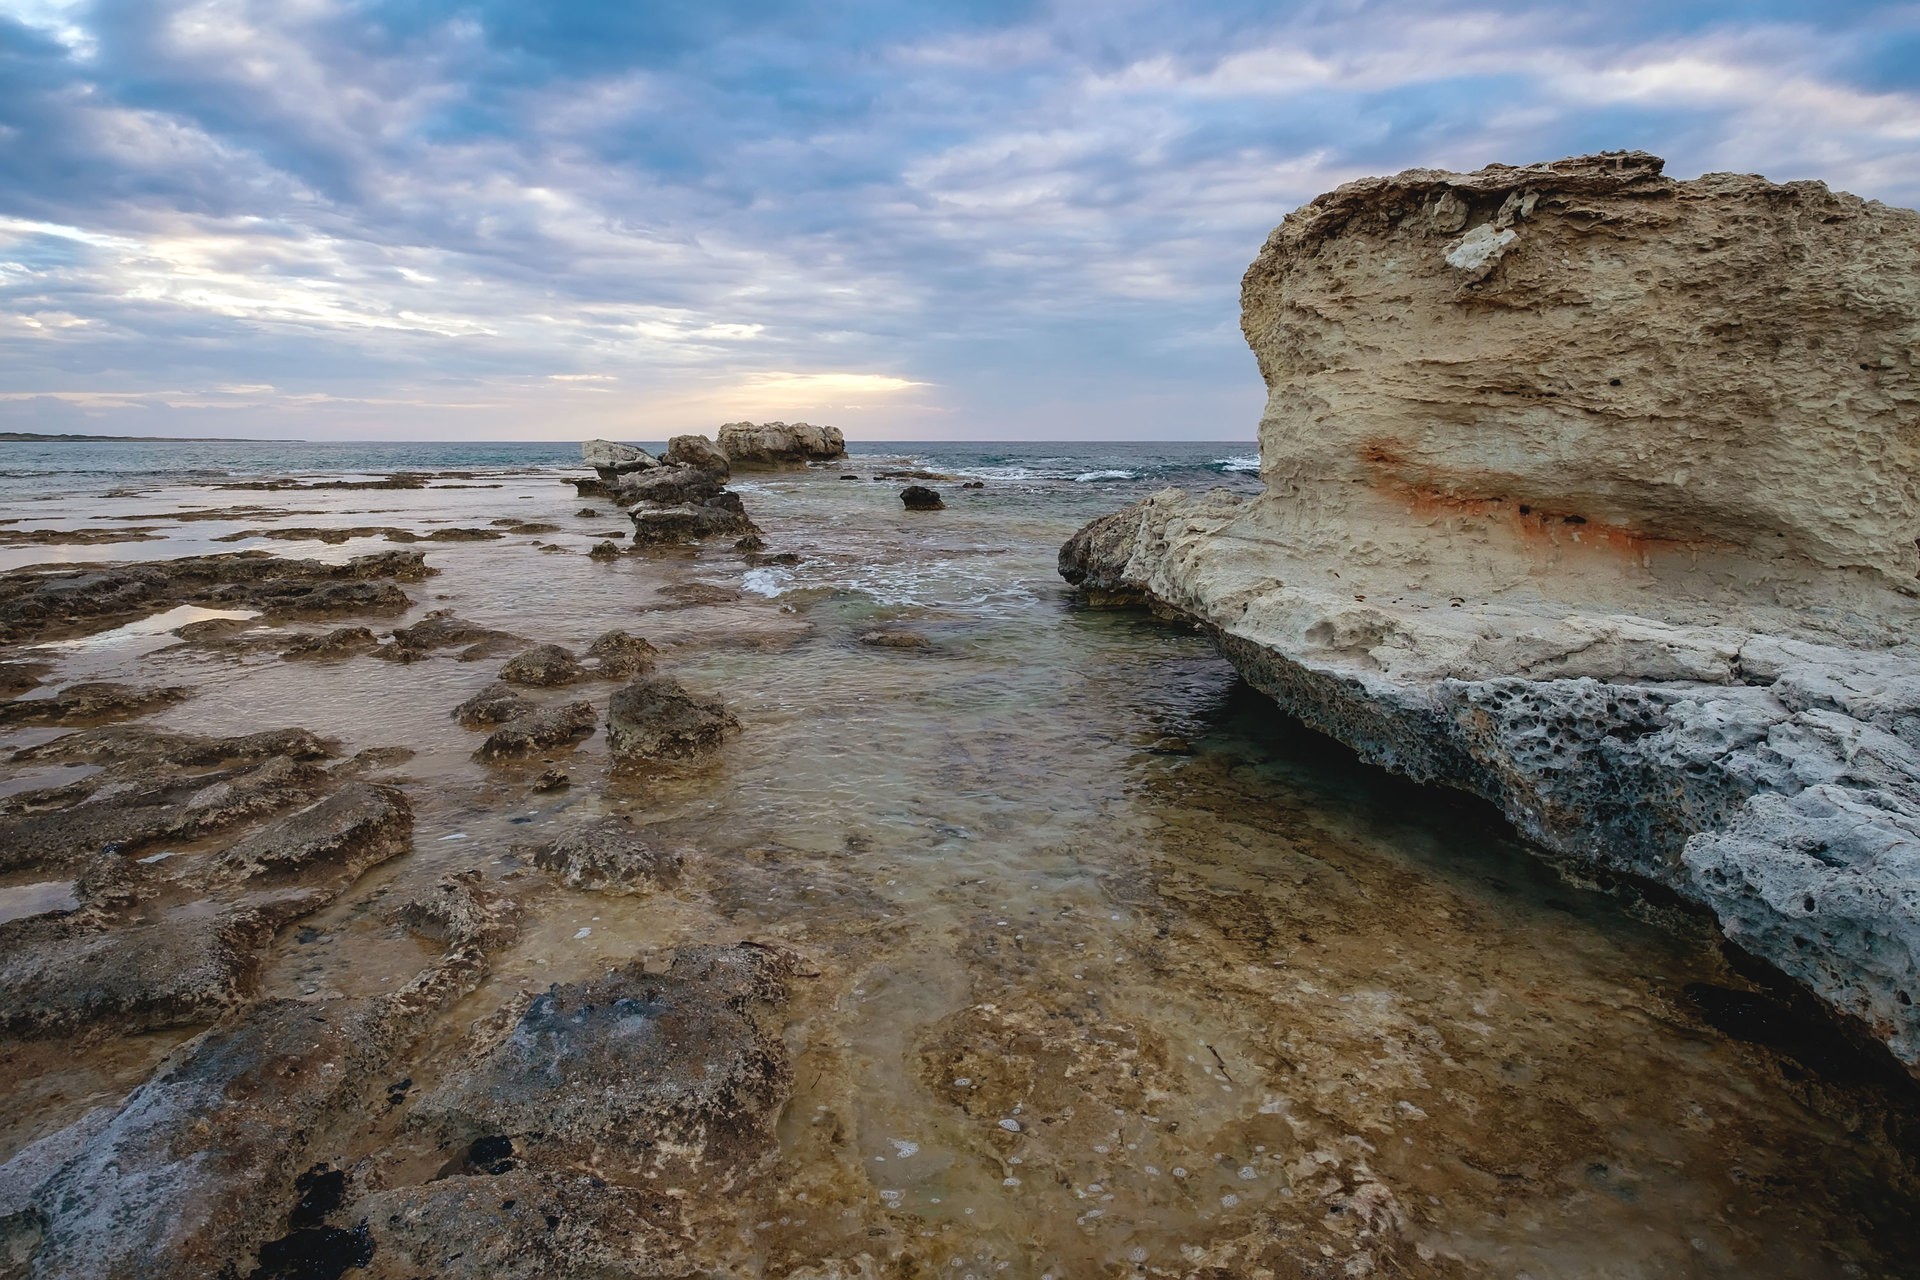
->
[[1073, 469, 1138, 482], [741, 567, 792, 598], [1214, 455, 1260, 473]]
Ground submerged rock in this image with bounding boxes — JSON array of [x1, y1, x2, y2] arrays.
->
[[1059, 151, 1920, 1076], [716, 420, 845, 467], [411, 944, 795, 1191], [899, 485, 943, 511], [533, 818, 682, 894], [499, 642, 585, 687], [606, 676, 740, 762]]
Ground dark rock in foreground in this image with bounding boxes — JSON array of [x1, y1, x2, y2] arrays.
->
[[412, 944, 795, 1192], [900, 485, 944, 511]]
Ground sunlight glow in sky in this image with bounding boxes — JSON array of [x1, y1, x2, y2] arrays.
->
[[2, 1, 1916, 440]]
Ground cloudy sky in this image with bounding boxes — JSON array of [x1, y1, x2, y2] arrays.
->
[[2, 1, 1916, 441]]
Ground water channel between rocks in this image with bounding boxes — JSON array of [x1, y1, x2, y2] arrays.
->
[[1, 445, 1916, 1279]]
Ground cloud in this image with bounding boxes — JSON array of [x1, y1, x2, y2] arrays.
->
[[0, 0, 1914, 439]]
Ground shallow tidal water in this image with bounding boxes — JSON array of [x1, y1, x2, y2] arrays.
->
[[2, 442, 1918, 1277]]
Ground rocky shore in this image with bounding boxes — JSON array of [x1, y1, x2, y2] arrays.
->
[[1061, 152, 1920, 1076]]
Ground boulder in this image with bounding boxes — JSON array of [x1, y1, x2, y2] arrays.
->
[[532, 818, 682, 893], [606, 676, 740, 762], [663, 433, 731, 478], [580, 439, 658, 482], [900, 485, 944, 511], [1058, 151, 1920, 1076], [716, 421, 846, 467], [498, 642, 584, 687]]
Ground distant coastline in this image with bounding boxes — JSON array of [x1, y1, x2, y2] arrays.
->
[[0, 431, 293, 443]]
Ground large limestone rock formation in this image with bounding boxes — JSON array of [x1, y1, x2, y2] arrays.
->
[[717, 420, 846, 467], [1061, 152, 1920, 1074]]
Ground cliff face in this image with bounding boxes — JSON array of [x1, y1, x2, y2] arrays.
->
[[1063, 153, 1920, 1074]]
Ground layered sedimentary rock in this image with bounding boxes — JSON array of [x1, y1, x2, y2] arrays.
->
[[717, 420, 845, 467], [1062, 152, 1920, 1073]]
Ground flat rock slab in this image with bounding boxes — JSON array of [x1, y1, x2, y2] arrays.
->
[[211, 782, 414, 885], [606, 676, 739, 762], [533, 818, 682, 894], [413, 944, 794, 1192]]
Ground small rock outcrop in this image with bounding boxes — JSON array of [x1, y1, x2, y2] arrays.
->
[[717, 421, 846, 467], [606, 675, 740, 762], [1060, 152, 1920, 1076], [900, 485, 944, 511]]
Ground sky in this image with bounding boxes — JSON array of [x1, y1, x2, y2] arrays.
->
[[1, 1, 1916, 442]]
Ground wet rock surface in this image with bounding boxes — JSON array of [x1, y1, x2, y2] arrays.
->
[[378, 609, 524, 662], [606, 675, 740, 762], [899, 485, 943, 511]]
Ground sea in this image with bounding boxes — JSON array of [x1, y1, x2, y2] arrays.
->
[[1, 436, 1915, 1276]]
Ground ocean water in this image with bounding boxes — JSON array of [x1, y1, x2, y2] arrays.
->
[[1, 439, 1917, 1276], [0, 438, 1260, 500]]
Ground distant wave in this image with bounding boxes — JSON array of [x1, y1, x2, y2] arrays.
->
[[1073, 469, 1138, 482], [1211, 455, 1259, 473]]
